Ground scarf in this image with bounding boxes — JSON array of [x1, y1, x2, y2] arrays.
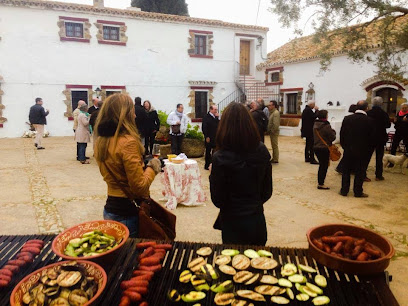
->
[[176, 110, 183, 120], [398, 110, 408, 117]]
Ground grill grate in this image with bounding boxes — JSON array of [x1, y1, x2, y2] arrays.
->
[[0, 236, 399, 306]]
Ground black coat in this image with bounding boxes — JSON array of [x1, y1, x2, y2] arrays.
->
[[29, 104, 49, 125], [145, 109, 160, 135], [135, 104, 148, 137], [89, 109, 100, 129], [210, 143, 272, 218], [301, 105, 317, 137], [340, 112, 376, 157], [251, 110, 268, 137], [202, 113, 219, 145], [394, 112, 408, 134], [367, 106, 391, 145], [88, 106, 99, 115]]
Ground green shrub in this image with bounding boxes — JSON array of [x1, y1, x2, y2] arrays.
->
[[158, 110, 169, 127], [185, 123, 204, 141]]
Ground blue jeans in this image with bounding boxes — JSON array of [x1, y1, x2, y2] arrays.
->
[[78, 143, 87, 161], [103, 209, 138, 238]]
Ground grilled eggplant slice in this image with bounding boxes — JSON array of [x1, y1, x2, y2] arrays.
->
[[181, 291, 206, 303], [236, 290, 266, 302], [271, 296, 290, 304], [219, 265, 237, 276], [260, 275, 278, 285], [214, 255, 231, 266], [245, 273, 261, 286], [255, 285, 281, 296], [231, 300, 254, 306], [179, 270, 193, 283], [57, 271, 82, 287], [233, 271, 254, 284], [49, 297, 70, 306], [68, 289, 89, 306], [232, 255, 250, 270], [188, 257, 206, 273], [214, 293, 235, 306], [196, 247, 212, 256], [251, 257, 278, 270]]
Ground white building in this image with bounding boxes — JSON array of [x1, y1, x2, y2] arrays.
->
[[257, 17, 408, 138], [0, 0, 268, 137]]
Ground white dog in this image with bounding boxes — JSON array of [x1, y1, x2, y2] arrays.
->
[[383, 153, 408, 174]]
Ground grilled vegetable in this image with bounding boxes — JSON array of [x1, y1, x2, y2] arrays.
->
[[214, 293, 235, 305], [288, 274, 307, 283], [221, 249, 240, 256], [232, 255, 251, 270], [245, 273, 261, 285], [200, 264, 219, 280], [298, 264, 317, 273], [232, 300, 254, 306], [278, 278, 292, 288], [236, 290, 266, 302], [218, 265, 236, 276], [306, 282, 323, 295], [314, 275, 327, 288], [296, 293, 310, 301], [312, 296, 331, 305], [64, 231, 119, 257], [260, 274, 278, 285], [251, 257, 278, 270], [233, 271, 254, 283], [214, 255, 231, 266], [271, 296, 290, 304], [281, 263, 297, 276], [257, 250, 273, 257], [196, 247, 212, 256], [179, 270, 193, 283], [68, 289, 89, 305], [211, 280, 233, 293], [299, 286, 318, 297], [244, 249, 260, 259], [188, 257, 206, 272], [286, 288, 294, 300], [181, 291, 206, 303], [191, 275, 207, 287], [254, 285, 281, 295], [168, 289, 181, 302]]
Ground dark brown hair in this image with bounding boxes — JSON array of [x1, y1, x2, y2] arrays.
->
[[317, 109, 328, 119], [216, 102, 260, 153]]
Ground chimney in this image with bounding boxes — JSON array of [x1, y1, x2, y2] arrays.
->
[[93, 0, 104, 8]]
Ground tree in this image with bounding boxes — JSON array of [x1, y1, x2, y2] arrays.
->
[[269, 0, 408, 79], [131, 0, 189, 16]]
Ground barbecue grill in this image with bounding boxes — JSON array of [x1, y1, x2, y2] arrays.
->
[[0, 235, 399, 305]]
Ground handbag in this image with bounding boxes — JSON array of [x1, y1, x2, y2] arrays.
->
[[315, 128, 342, 161], [103, 162, 176, 241], [171, 124, 181, 134]]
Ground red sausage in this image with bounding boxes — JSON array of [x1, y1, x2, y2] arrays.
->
[[132, 270, 154, 277], [131, 274, 153, 281], [139, 264, 162, 273], [26, 239, 44, 246], [138, 247, 155, 260], [344, 239, 354, 253], [136, 242, 157, 249], [120, 280, 149, 290], [140, 301, 149, 306], [140, 256, 161, 266], [7, 259, 27, 267], [333, 231, 345, 237], [355, 238, 366, 246], [153, 244, 172, 250], [332, 242, 343, 253], [19, 256, 34, 263], [312, 239, 324, 250], [20, 247, 41, 255], [351, 245, 364, 258], [321, 236, 353, 244], [118, 296, 131, 306], [3, 265, 19, 273], [126, 286, 148, 295], [122, 290, 142, 302], [0, 279, 10, 287], [364, 244, 382, 258], [16, 252, 34, 259], [23, 242, 43, 249], [356, 252, 369, 261], [151, 252, 166, 261], [0, 274, 11, 282], [0, 269, 13, 277], [322, 243, 331, 254]]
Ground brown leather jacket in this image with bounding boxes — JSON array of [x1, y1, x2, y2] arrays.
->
[[313, 120, 336, 150], [96, 135, 155, 199]]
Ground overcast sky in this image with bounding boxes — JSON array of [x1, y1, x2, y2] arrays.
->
[[56, 0, 314, 51]]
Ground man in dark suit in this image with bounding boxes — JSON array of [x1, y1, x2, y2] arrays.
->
[[88, 98, 100, 115], [134, 97, 148, 150], [301, 100, 319, 164], [340, 100, 376, 197], [202, 105, 219, 170], [366, 96, 391, 181]]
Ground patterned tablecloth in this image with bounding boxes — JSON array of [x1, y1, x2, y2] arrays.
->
[[160, 159, 207, 210]]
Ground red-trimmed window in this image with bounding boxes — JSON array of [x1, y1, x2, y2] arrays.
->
[[96, 20, 127, 46], [65, 22, 84, 38], [189, 30, 213, 59], [59, 16, 90, 43], [103, 26, 120, 41], [195, 35, 207, 55]]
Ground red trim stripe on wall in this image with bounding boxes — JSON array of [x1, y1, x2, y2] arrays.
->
[[59, 16, 89, 22], [66, 85, 92, 89], [101, 86, 126, 89], [189, 29, 213, 34], [280, 87, 303, 92], [97, 20, 126, 26], [190, 86, 213, 90]]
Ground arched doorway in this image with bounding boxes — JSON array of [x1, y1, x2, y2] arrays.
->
[[375, 87, 398, 116]]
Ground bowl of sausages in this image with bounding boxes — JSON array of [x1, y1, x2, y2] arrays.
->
[[307, 224, 394, 275]]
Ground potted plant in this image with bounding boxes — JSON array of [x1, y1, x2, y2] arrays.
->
[[155, 110, 171, 158], [182, 124, 205, 158]]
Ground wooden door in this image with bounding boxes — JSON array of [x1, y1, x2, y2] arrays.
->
[[195, 91, 208, 119], [287, 93, 298, 114], [240, 40, 250, 75], [375, 88, 398, 117]]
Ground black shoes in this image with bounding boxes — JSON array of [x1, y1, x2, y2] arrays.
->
[[355, 193, 369, 198], [375, 177, 385, 181], [37, 147, 45, 150], [310, 160, 319, 165], [318, 185, 330, 190], [339, 191, 347, 196], [34, 143, 38, 148], [271, 160, 279, 164]]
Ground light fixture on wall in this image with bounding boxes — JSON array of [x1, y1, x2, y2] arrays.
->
[[256, 36, 264, 49], [94, 87, 102, 98]]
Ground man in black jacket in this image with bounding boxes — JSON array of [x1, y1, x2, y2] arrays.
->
[[340, 100, 376, 197], [202, 105, 219, 170], [29, 97, 49, 150], [134, 97, 148, 150], [88, 98, 100, 115], [301, 101, 319, 164], [250, 101, 268, 143], [366, 96, 391, 180]]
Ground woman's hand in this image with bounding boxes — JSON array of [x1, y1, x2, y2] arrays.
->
[[146, 158, 162, 175]]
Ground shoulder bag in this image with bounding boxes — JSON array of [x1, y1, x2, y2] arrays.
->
[[315, 128, 342, 161], [103, 162, 176, 241]]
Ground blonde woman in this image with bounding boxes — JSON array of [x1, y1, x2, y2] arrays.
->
[[94, 94, 162, 237]]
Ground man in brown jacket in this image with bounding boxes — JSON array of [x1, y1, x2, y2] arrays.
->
[[266, 100, 280, 163]]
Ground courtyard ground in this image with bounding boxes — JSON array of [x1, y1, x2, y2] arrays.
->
[[0, 135, 407, 304]]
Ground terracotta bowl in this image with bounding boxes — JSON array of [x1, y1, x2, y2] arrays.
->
[[52, 220, 129, 263], [10, 260, 107, 306], [307, 224, 394, 275]]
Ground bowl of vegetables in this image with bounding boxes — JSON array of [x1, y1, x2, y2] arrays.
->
[[52, 220, 129, 262], [10, 260, 107, 306], [307, 224, 394, 275]]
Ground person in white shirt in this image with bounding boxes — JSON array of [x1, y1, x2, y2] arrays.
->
[[167, 104, 189, 155]]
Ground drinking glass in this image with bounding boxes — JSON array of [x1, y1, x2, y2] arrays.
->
[[152, 144, 160, 158]]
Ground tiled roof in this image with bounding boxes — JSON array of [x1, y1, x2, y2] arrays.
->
[[0, 0, 268, 32], [258, 15, 407, 69]]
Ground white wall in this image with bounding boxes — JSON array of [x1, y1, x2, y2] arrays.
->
[[0, 5, 267, 137]]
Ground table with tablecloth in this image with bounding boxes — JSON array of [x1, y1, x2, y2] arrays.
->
[[160, 159, 207, 210]]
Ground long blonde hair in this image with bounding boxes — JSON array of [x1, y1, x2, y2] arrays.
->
[[94, 93, 144, 162]]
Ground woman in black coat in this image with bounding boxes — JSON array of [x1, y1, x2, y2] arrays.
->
[[210, 102, 272, 246], [143, 100, 160, 155]]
